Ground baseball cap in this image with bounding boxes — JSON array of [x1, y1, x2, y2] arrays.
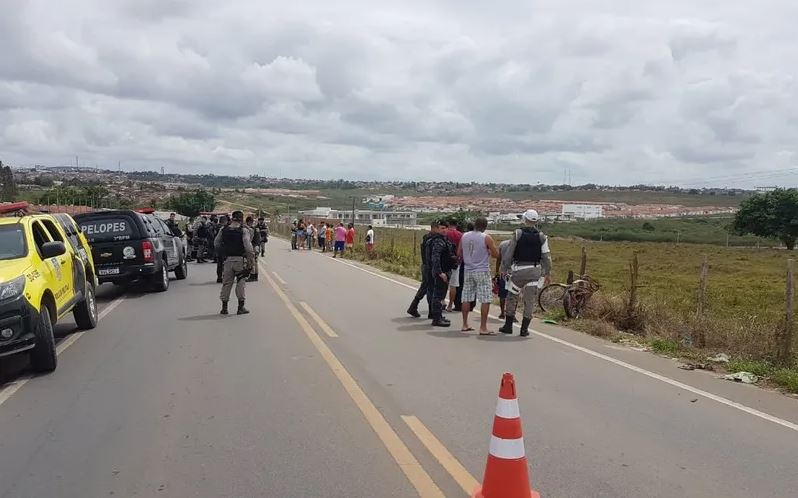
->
[[522, 209, 539, 222]]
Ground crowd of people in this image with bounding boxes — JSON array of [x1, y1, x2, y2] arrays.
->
[[406, 209, 552, 336], [290, 219, 371, 258]]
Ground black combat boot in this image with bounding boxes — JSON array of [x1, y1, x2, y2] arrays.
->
[[431, 315, 450, 327], [220, 301, 229, 315], [519, 317, 532, 337], [499, 316, 514, 334], [406, 301, 421, 318], [237, 300, 250, 315], [216, 277, 223, 284]]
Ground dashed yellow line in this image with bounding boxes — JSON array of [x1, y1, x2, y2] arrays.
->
[[264, 273, 444, 498], [300, 302, 339, 338], [403, 415, 480, 496]]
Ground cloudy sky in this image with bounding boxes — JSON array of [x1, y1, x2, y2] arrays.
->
[[1, 0, 797, 187]]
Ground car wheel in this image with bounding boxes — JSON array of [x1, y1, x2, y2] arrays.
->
[[152, 260, 169, 292], [73, 281, 98, 330], [30, 306, 57, 373], [174, 257, 188, 280]]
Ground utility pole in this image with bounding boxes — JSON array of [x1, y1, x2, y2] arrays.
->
[[351, 197, 356, 226], [75, 155, 79, 169]]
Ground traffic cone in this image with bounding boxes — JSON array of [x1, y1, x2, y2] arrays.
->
[[472, 372, 540, 498]]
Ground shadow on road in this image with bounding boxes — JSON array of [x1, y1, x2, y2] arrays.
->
[[426, 330, 472, 339], [395, 323, 433, 332], [177, 314, 227, 322], [188, 281, 220, 287], [475, 334, 530, 342]]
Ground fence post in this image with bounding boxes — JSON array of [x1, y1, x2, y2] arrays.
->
[[695, 255, 709, 348], [579, 246, 587, 277], [413, 231, 418, 264], [778, 259, 795, 366], [628, 253, 639, 313]]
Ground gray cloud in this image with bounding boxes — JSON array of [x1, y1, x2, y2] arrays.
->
[[0, 0, 796, 186]]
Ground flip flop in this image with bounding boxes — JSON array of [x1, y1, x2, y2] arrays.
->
[[479, 331, 498, 336], [461, 327, 474, 332]]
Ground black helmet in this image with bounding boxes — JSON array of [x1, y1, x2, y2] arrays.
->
[[231, 210, 244, 221]]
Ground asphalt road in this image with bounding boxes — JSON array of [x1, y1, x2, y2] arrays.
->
[[1, 238, 797, 498]]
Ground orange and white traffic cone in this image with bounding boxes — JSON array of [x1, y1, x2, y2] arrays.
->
[[472, 372, 540, 498]]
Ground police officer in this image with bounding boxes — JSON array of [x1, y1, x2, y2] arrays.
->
[[165, 212, 182, 237], [406, 221, 437, 319], [214, 210, 254, 315], [215, 214, 229, 283], [499, 209, 552, 337], [192, 216, 211, 263], [426, 220, 457, 327], [245, 215, 260, 282], [255, 217, 269, 256]]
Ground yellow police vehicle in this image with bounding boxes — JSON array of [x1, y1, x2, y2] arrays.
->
[[0, 203, 98, 373]]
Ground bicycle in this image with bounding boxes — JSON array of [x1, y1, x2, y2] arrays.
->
[[538, 275, 600, 319]]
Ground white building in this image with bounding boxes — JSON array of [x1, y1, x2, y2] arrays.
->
[[299, 207, 417, 226], [562, 204, 604, 219]]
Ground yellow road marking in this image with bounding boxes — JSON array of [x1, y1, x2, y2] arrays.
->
[[300, 301, 339, 338], [403, 415, 480, 496], [264, 272, 444, 498], [272, 271, 287, 285]]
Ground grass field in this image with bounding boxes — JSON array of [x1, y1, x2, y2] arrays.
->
[[274, 222, 797, 392], [538, 216, 770, 247]]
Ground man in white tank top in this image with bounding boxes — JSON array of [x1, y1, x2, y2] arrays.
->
[[457, 217, 499, 334]]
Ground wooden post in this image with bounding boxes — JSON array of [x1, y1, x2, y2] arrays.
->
[[413, 231, 418, 264], [695, 255, 709, 348], [779, 259, 795, 366], [579, 246, 587, 277], [628, 253, 639, 312], [567, 270, 574, 285]]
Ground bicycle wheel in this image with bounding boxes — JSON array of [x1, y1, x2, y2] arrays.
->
[[538, 283, 567, 313], [563, 290, 588, 319]]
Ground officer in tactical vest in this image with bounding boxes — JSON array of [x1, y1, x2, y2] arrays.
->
[[214, 210, 255, 315], [499, 209, 552, 336], [215, 214, 229, 283], [245, 215, 260, 282]]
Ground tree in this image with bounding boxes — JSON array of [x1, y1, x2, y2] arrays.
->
[[0, 163, 18, 202], [733, 189, 798, 249], [166, 189, 216, 218]]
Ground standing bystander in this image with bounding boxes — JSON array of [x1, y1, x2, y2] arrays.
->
[[458, 218, 499, 334]]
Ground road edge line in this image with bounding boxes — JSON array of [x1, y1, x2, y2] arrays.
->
[[263, 272, 445, 498], [314, 246, 798, 434], [402, 415, 480, 495], [272, 271, 287, 285]]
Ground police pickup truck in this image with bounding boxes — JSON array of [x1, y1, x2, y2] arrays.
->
[[0, 203, 98, 373]]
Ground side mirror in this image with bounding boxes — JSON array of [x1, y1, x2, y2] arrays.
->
[[41, 241, 67, 259]]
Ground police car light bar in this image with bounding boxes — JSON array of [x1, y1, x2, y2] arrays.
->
[[0, 202, 30, 216], [136, 208, 156, 214]]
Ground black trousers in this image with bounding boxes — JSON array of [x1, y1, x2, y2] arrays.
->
[[429, 274, 449, 320], [410, 266, 431, 311], [216, 256, 225, 280]]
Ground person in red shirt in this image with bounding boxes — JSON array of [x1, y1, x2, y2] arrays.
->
[[345, 223, 356, 250], [446, 221, 464, 312]]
